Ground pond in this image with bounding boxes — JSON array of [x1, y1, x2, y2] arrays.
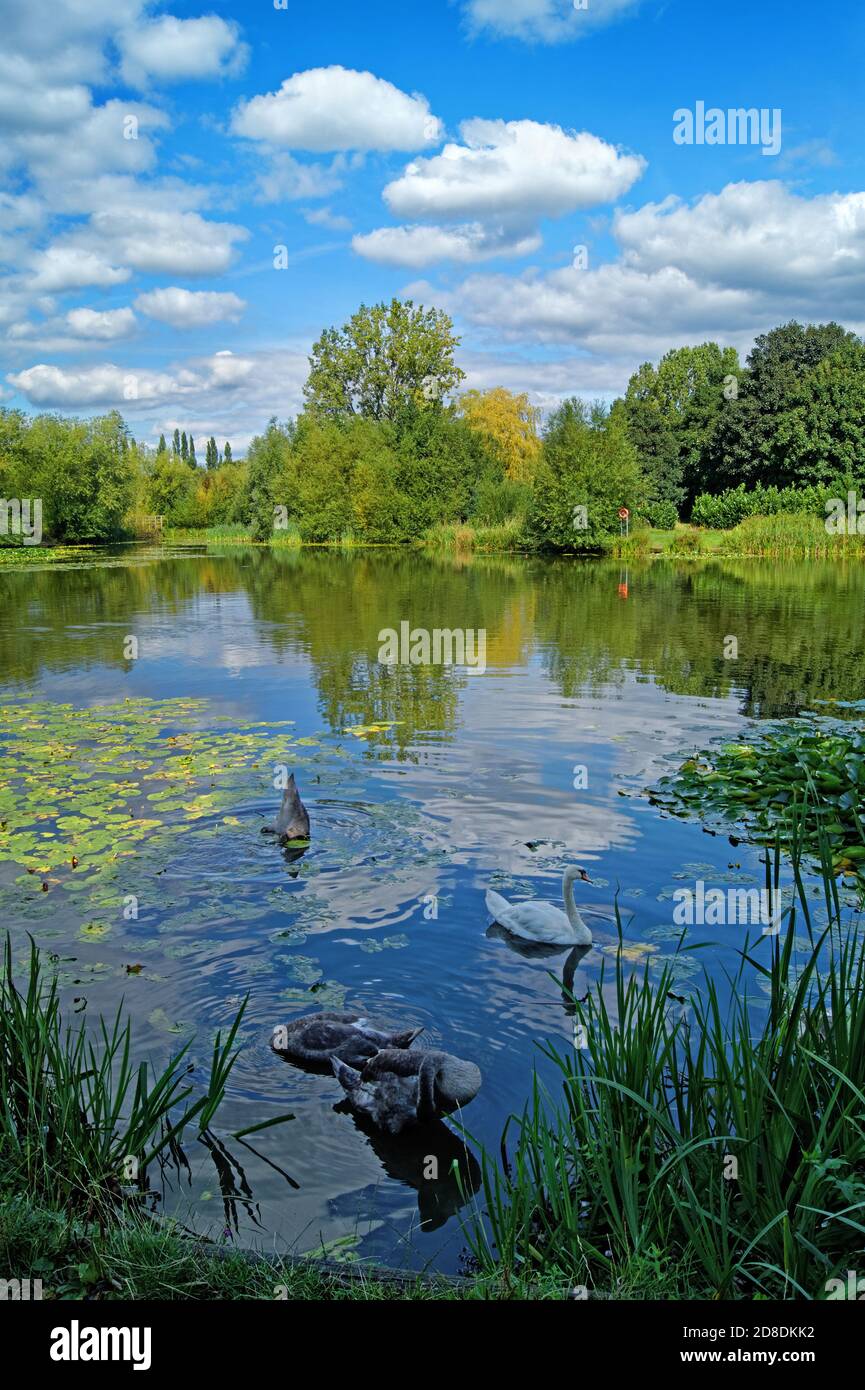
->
[[2, 546, 864, 1271]]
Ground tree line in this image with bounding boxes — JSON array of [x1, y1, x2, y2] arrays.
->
[[1, 298, 863, 548]]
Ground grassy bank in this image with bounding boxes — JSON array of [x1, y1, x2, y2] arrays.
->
[[161, 514, 865, 561], [0, 1195, 470, 1301], [716, 512, 865, 558], [9, 511, 860, 562], [611, 514, 865, 560]]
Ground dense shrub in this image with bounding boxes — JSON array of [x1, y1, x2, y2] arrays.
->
[[691, 480, 857, 530], [643, 499, 678, 530], [469, 474, 530, 526], [669, 528, 702, 554]]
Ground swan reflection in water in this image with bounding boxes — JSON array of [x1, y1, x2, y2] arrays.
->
[[333, 1105, 482, 1232], [485, 922, 592, 1013]]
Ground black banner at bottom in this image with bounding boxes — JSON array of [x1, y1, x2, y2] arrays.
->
[[2, 1295, 859, 1376]]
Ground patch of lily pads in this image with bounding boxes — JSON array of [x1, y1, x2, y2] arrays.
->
[[358, 933, 409, 953], [0, 694, 328, 922], [648, 708, 865, 885]]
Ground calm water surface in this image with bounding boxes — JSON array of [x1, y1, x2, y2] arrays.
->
[[2, 547, 863, 1270]]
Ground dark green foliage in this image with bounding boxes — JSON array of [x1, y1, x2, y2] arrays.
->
[[615, 343, 740, 509], [692, 479, 856, 529], [469, 473, 530, 526], [524, 399, 646, 551], [773, 341, 865, 484], [392, 404, 501, 530], [701, 322, 860, 496], [244, 417, 295, 542], [643, 499, 678, 529]]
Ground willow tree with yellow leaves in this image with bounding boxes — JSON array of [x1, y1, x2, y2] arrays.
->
[[458, 387, 542, 483]]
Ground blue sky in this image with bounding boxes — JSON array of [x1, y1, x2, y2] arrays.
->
[[1, 0, 863, 450]]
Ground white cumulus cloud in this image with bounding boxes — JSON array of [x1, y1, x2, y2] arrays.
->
[[231, 66, 443, 152], [66, 306, 137, 339], [135, 287, 246, 327], [462, 0, 644, 43], [408, 180, 865, 364], [614, 181, 865, 299], [77, 207, 249, 277], [29, 247, 130, 292], [353, 222, 541, 267], [384, 119, 645, 223], [119, 15, 248, 88]]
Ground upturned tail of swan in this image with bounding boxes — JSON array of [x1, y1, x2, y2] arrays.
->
[[485, 888, 511, 921]]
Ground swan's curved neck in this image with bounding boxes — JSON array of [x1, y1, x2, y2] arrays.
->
[[562, 869, 590, 942]]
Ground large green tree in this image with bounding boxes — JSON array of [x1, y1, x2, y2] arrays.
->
[[525, 399, 646, 550], [303, 298, 465, 423], [615, 342, 740, 508], [703, 321, 859, 493], [772, 340, 865, 485], [20, 410, 136, 542]]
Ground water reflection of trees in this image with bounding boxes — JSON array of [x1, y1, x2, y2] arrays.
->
[[2, 548, 864, 730]]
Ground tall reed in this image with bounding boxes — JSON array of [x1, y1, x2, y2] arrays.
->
[[0, 936, 246, 1212]]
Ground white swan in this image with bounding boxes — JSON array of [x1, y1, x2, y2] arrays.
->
[[486, 866, 594, 946]]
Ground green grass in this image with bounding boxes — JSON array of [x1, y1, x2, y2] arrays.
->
[[461, 816, 865, 1300], [422, 518, 526, 552], [611, 525, 726, 559], [0, 935, 249, 1213], [0, 1195, 475, 1301], [613, 514, 865, 560], [0, 1191, 682, 1300], [164, 524, 302, 547], [717, 512, 865, 558]]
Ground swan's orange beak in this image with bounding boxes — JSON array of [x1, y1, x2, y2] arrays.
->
[[579, 869, 592, 883]]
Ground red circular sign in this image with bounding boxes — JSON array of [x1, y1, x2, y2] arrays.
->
[[618, 507, 630, 519]]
